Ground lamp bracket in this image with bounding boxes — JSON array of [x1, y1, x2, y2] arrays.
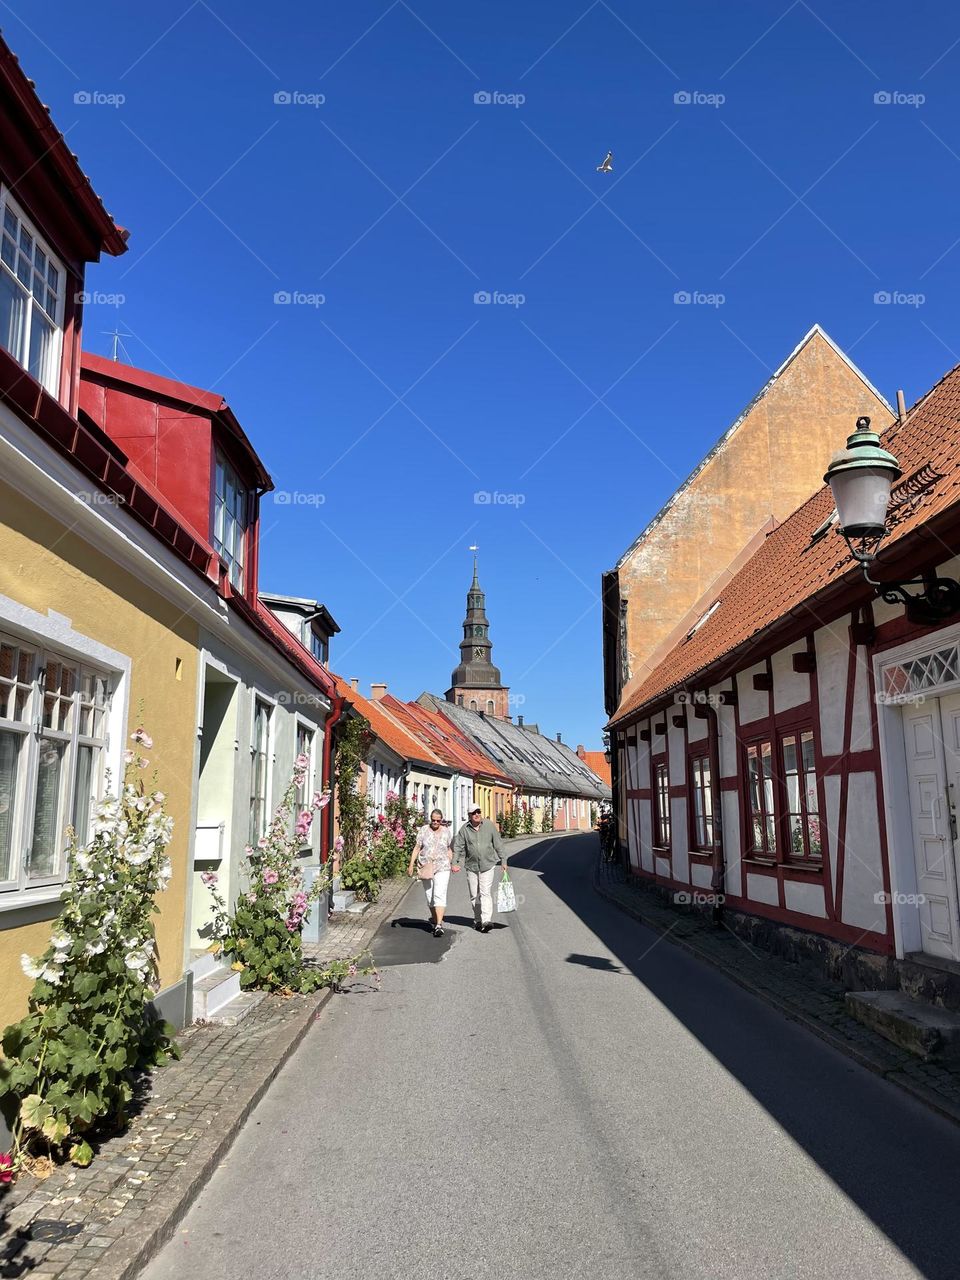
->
[[863, 569, 960, 627]]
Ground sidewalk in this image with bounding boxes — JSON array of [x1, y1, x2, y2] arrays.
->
[[0, 875, 413, 1280], [596, 856, 960, 1127]]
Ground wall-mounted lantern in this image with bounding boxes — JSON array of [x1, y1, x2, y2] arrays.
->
[[825, 416, 960, 625]]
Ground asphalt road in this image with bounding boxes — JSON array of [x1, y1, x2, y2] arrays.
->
[[141, 833, 960, 1280]]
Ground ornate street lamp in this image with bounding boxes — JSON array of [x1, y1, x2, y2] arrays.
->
[[825, 416, 960, 625]]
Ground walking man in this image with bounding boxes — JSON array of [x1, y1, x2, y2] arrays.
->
[[453, 804, 506, 933]]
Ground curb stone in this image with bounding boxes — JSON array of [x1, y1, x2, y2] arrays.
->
[[594, 863, 960, 1130]]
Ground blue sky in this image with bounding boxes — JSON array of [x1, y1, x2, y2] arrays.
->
[[14, 1, 960, 747]]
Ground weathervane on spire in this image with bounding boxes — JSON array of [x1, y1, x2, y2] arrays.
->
[[469, 543, 479, 579]]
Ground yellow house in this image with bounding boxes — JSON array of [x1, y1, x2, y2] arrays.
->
[[0, 36, 202, 1032]]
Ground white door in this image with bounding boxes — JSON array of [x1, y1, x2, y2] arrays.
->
[[903, 699, 960, 959]]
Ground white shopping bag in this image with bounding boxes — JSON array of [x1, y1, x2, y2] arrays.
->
[[497, 870, 517, 913]]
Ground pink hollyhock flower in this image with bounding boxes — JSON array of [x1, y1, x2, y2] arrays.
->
[[257, 837, 268, 849], [334, 836, 344, 853], [0, 1152, 13, 1184], [247, 892, 257, 903], [131, 728, 154, 749], [312, 790, 331, 810], [377, 813, 385, 823], [295, 810, 313, 836], [200, 871, 218, 888], [295, 752, 310, 769], [262, 869, 279, 885], [386, 790, 398, 802]]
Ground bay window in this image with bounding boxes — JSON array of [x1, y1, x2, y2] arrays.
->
[[0, 190, 64, 397], [0, 634, 112, 895], [214, 452, 249, 592]]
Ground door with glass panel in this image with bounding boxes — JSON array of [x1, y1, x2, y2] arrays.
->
[[902, 699, 960, 960]]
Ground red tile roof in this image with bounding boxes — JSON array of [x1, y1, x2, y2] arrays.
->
[[381, 695, 513, 784], [611, 362, 960, 725], [330, 677, 446, 768], [578, 751, 612, 787]]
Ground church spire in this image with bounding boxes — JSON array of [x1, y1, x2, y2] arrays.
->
[[446, 551, 510, 717]]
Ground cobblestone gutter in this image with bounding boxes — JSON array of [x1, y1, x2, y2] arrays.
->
[[596, 858, 960, 1128], [0, 874, 413, 1280]]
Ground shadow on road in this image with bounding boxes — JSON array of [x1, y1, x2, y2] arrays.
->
[[508, 831, 960, 1280]]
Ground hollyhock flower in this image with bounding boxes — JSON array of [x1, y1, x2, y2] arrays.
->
[[0, 1153, 14, 1184], [85, 940, 106, 956], [20, 954, 43, 980], [334, 836, 344, 854], [158, 858, 173, 885], [124, 749, 135, 765], [262, 869, 279, 885], [257, 837, 268, 850], [41, 965, 63, 985], [131, 728, 154, 749], [200, 871, 218, 888], [312, 790, 331, 811], [50, 930, 71, 950], [295, 752, 310, 769]]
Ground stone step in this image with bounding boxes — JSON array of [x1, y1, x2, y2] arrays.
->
[[192, 964, 241, 1021], [188, 948, 220, 982], [332, 889, 356, 911], [204, 990, 266, 1026], [345, 900, 370, 915], [845, 990, 960, 1061]]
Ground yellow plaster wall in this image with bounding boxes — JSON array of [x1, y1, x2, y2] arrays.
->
[[0, 482, 200, 1029], [618, 332, 896, 688]]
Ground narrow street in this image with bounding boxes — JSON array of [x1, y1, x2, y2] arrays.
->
[[141, 834, 960, 1280]]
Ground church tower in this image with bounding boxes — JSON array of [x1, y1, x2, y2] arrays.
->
[[446, 556, 510, 718]]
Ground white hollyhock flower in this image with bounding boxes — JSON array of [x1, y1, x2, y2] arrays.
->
[[85, 940, 106, 956], [50, 930, 71, 950], [41, 965, 63, 984], [124, 951, 148, 972], [21, 954, 44, 979]]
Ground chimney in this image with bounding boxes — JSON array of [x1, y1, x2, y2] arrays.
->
[[896, 389, 906, 423], [556, 732, 562, 743], [577, 744, 585, 758], [517, 715, 524, 727], [370, 683, 387, 701], [350, 677, 359, 692]]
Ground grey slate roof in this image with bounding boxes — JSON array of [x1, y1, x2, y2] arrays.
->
[[418, 695, 609, 801]]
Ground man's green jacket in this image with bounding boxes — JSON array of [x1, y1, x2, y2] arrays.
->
[[453, 817, 505, 872]]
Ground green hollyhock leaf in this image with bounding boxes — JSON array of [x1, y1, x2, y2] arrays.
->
[[70, 1138, 94, 1167]]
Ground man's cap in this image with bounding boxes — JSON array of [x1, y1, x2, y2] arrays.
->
[[468, 805, 482, 814]]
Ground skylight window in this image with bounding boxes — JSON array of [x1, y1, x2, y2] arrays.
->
[[686, 600, 721, 641], [807, 507, 839, 547]]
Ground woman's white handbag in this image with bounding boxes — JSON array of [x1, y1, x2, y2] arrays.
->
[[497, 870, 517, 912]]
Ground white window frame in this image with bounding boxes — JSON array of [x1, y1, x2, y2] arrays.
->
[[0, 598, 128, 909], [213, 451, 249, 592], [0, 187, 66, 399], [249, 693, 274, 844]]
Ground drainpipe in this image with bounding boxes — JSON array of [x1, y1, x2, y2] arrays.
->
[[320, 690, 345, 862], [703, 701, 725, 925]]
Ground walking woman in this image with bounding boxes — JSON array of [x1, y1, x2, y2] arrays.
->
[[408, 809, 458, 937]]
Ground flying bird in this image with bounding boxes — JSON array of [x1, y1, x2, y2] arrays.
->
[[596, 150, 613, 173]]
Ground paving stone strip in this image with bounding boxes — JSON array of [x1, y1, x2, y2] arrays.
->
[[0, 875, 412, 1280], [596, 856, 960, 1127]]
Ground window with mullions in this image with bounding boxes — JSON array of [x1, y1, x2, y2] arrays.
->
[[0, 637, 112, 894], [294, 721, 315, 840], [0, 190, 65, 397], [746, 740, 776, 856], [782, 730, 821, 860], [654, 760, 671, 847], [214, 452, 249, 592], [249, 698, 271, 844], [690, 753, 714, 849]]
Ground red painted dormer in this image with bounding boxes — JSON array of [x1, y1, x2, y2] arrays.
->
[[79, 354, 273, 603], [0, 36, 127, 416]]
